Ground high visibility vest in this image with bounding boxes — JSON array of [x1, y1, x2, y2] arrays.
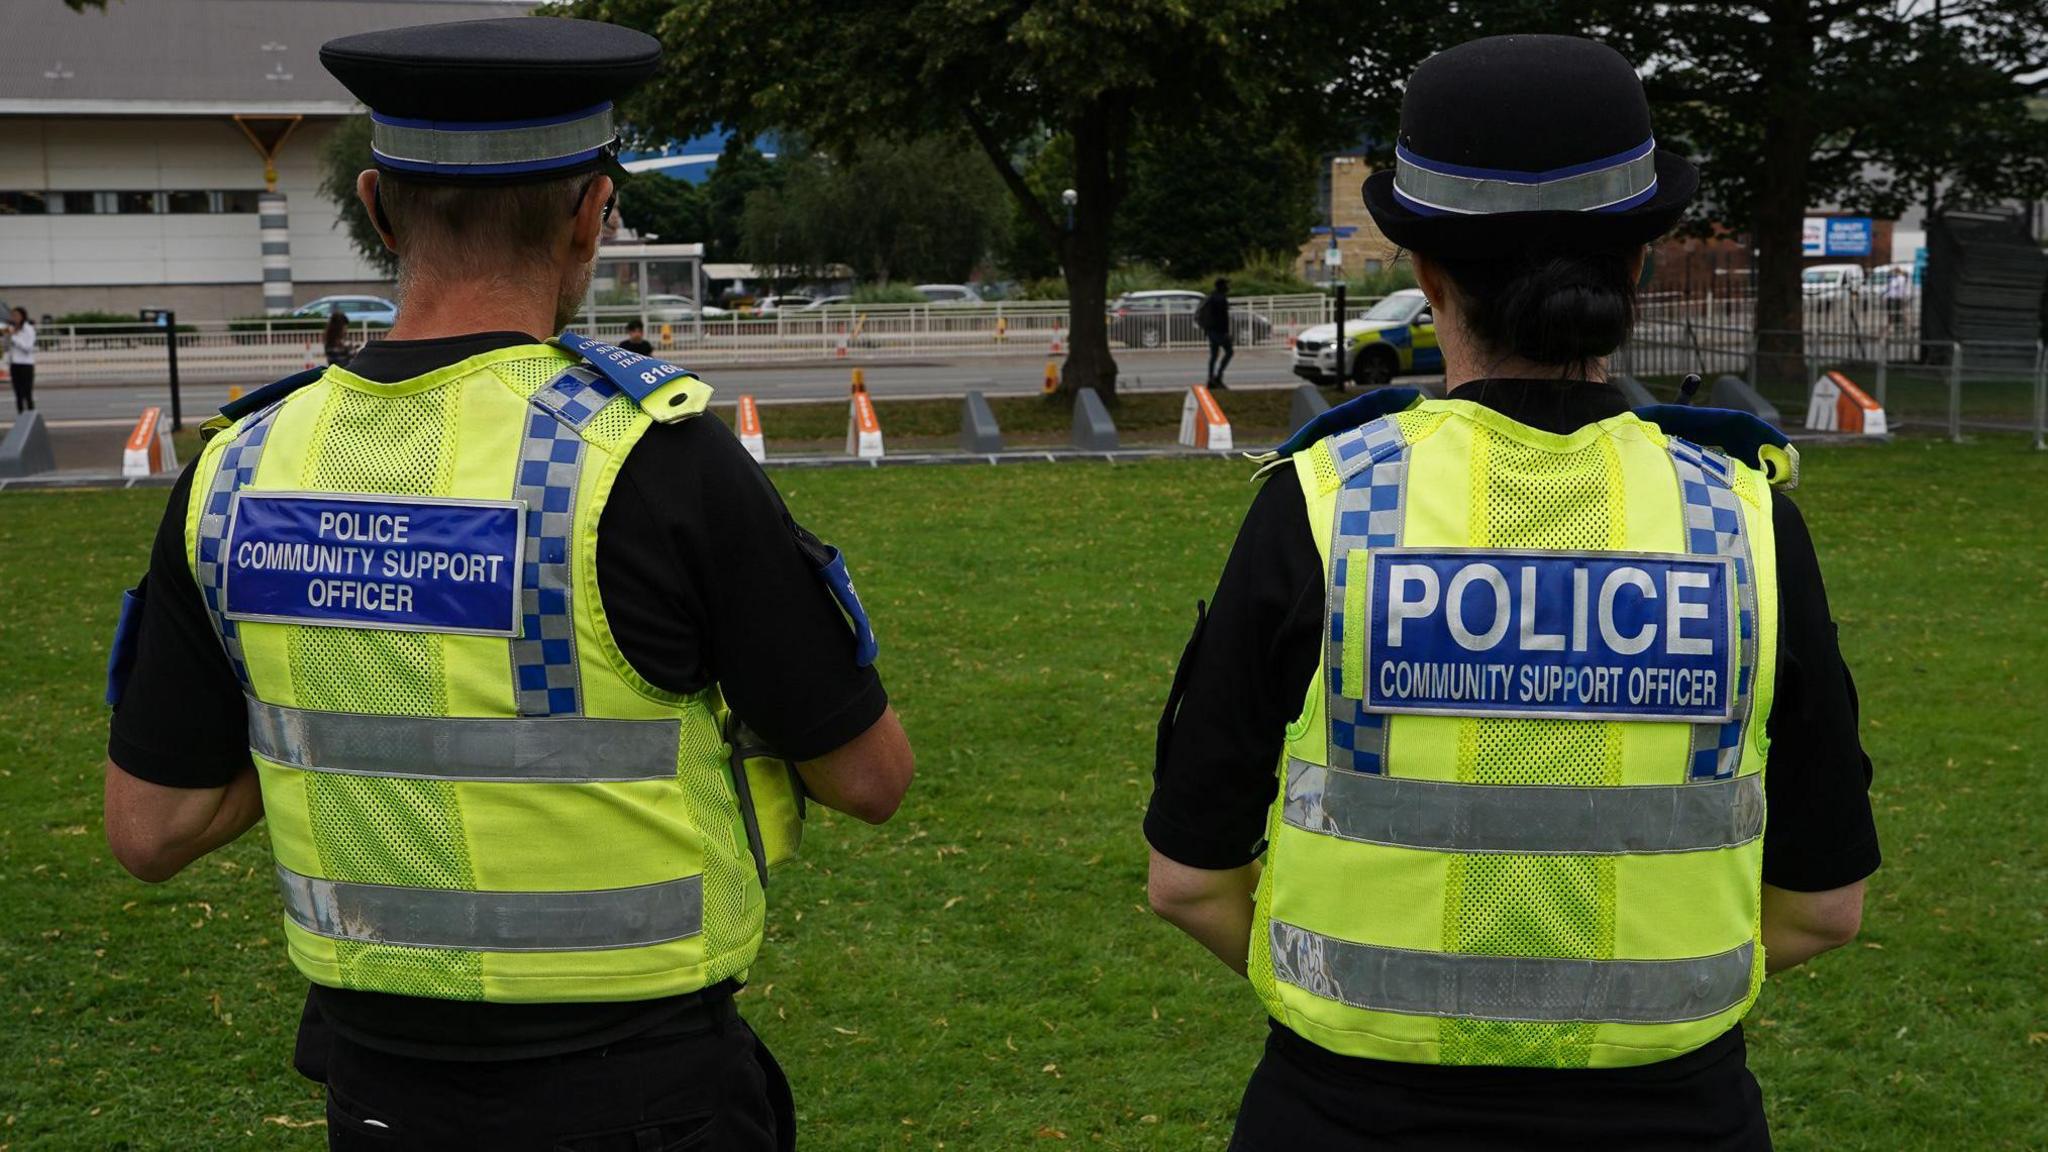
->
[[186, 338, 794, 1003], [1249, 397, 1779, 1068]]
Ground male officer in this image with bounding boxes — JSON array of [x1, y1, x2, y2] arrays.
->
[[1147, 36, 1877, 1149], [101, 18, 912, 1150]]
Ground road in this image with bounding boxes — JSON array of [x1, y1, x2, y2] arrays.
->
[[13, 347, 1311, 426]]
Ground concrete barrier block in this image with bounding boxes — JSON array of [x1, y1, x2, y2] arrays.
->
[[1613, 374, 1659, 409], [1290, 384, 1331, 430], [1711, 375, 1783, 428], [0, 411, 57, 478], [1071, 388, 1118, 451], [961, 391, 1004, 453]]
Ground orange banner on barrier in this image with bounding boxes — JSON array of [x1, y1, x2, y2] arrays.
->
[[126, 407, 162, 453], [738, 395, 762, 436]]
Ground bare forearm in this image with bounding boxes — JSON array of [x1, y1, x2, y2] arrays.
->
[[794, 706, 914, 824], [1761, 880, 1866, 973], [104, 761, 265, 882], [1147, 850, 1259, 976]]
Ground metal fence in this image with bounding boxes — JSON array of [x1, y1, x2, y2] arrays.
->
[[32, 295, 1348, 385]]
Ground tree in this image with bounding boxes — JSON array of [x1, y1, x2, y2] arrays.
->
[[316, 115, 397, 278], [1116, 119, 1321, 279], [700, 141, 781, 261], [565, 0, 1362, 396], [738, 137, 1006, 283], [616, 170, 706, 244], [1543, 1, 2048, 380]]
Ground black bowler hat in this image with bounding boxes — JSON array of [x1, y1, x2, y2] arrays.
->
[[1363, 35, 1698, 259], [320, 18, 661, 184]]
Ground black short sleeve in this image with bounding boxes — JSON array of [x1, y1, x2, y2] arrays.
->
[[106, 463, 254, 788], [1145, 472, 1323, 869], [595, 416, 887, 761], [1758, 493, 1881, 891]]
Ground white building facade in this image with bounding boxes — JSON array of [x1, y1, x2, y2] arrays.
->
[[0, 0, 531, 321]]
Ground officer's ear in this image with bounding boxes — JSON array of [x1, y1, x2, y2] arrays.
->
[[356, 171, 397, 252], [568, 173, 613, 263]]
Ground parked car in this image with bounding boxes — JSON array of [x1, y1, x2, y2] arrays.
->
[[1801, 264, 1866, 306], [293, 295, 398, 325], [1108, 290, 1274, 349], [742, 295, 814, 315], [914, 283, 985, 305], [1290, 288, 1439, 387], [804, 295, 853, 309], [642, 293, 728, 320]]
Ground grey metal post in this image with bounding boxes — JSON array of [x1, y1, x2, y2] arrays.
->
[[2033, 341, 2045, 452], [1746, 323, 1759, 389], [1873, 336, 1888, 410], [1947, 342, 1962, 444]]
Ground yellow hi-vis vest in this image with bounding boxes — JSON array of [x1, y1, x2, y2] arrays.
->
[[1249, 397, 1780, 1068], [185, 338, 797, 1003]]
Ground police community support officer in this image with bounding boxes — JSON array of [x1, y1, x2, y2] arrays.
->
[[100, 18, 913, 1150], [1147, 36, 1879, 1150]]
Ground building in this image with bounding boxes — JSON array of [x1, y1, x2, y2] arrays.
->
[[0, 0, 532, 322], [1297, 153, 1400, 284]]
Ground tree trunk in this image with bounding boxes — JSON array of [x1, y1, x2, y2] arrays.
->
[[1058, 104, 1119, 397], [1752, 0, 1818, 388]]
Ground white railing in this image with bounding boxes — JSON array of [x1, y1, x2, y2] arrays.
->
[[33, 295, 1352, 384]]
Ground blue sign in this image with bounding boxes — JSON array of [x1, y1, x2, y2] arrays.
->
[[1825, 217, 1873, 257], [1362, 549, 1737, 723], [223, 493, 525, 636]]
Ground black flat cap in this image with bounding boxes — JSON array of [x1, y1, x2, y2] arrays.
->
[[1363, 35, 1698, 259], [321, 17, 661, 183]]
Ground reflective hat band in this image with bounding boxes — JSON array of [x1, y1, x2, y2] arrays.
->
[[369, 102, 617, 177], [1391, 137, 1658, 217]]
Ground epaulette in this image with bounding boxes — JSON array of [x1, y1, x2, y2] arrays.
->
[[200, 365, 326, 442], [554, 331, 714, 424], [1266, 387, 1424, 461], [1634, 404, 1800, 491]]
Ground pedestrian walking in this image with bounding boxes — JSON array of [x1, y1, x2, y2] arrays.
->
[[101, 18, 913, 1151], [1884, 267, 1909, 331], [5, 306, 35, 412], [1198, 277, 1234, 388], [322, 308, 352, 366], [1148, 35, 1877, 1151]]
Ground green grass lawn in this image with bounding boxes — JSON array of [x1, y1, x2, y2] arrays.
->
[[2, 436, 2044, 1150]]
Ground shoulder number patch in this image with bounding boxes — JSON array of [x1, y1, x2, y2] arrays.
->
[[222, 492, 525, 636], [1357, 548, 1737, 723]]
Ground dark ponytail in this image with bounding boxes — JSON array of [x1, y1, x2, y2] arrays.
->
[[1433, 250, 1638, 369]]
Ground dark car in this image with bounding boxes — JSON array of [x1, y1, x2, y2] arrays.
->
[[1108, 290, 1273, 349]]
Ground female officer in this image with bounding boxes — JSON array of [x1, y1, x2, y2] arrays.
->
[[1145, 35, 1879, 1150]]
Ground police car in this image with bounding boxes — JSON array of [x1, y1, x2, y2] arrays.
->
[[1291, 288, 1441, 387]]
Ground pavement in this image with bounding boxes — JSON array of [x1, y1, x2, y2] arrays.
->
[[11, 348, 1309, 426]]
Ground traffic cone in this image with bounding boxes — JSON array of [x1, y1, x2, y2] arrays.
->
[[1042, 361, 1060, 394], [227, 385, 244, 401], [1050, 328, 1064, 355], [851, 367, 866, 394]]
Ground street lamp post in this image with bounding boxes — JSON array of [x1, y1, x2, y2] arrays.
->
[[1061, 188, 1077, 234]]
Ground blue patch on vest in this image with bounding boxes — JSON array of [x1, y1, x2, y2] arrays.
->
[[222, 493, 524, 636], [1363, 549, 1737, 723], [815, 545, 878, 667], [556, 330, 698, 407]]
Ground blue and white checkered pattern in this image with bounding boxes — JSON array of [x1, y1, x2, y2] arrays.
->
[[1669, 437, 1757, 780], [510, 378, 590, 716], [193, 406, 285, 687], [529, 366, 621, 432], [1323, 417, 1412, 775]]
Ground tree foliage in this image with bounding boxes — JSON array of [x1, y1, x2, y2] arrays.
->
[[616, 170, 706, 245], [736, 137, 1006, 283], [315, 115, 397, 277], [565, 0, 1363, 395], [1115, 119, 1321, 279]]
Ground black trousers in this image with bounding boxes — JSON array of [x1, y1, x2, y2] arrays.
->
[[1207, 335, 1235, 384], [1226, 1024, 1771, 1152], [8, 363, 31, 412], [298, 997, 795, 1152]]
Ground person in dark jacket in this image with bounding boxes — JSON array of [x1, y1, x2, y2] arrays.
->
[[322, 309, 352, 367], [1198, 277, 1234, 389]]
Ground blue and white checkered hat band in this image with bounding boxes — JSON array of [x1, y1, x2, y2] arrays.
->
[[1392, 137, 1658, 217], [370, 102, 616, 177]]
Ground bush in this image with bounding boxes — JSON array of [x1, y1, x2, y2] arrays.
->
[[1344, 262, 1419, 299], [51, 311, 197, 334], [851, 283, 928, 305], [225, 314, 389, 332], [1220, 251, 1317, 298]]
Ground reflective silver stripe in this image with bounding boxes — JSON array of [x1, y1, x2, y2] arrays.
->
[[276, 865, 702, 952], [1270, 920, 1755, 1024], [1393, 144, 1658, 216], [1282, 759, 1762, 855], [247, 698, 678, 783], [371, 106, 616, 169]]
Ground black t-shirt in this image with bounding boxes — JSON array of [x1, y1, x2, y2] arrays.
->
[[1145, 379, 1880, 1135], [617, 337, 655, 355], [108, 332, 888, 1061]]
